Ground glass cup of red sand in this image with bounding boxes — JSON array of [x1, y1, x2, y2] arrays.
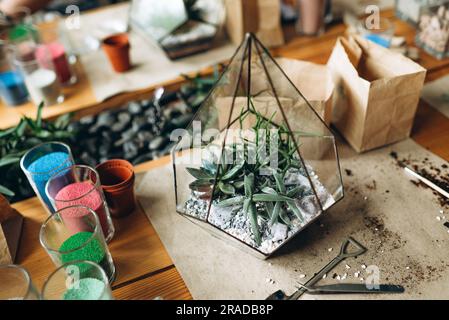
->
[[0, 264, 40, 300], [96, 159, 136, 218], [41, 260, 113, 300], [102, 33, 131, 73], [39, 205, 116, 283], [20, 141, 74, 214], [45, 165, 115, 242]]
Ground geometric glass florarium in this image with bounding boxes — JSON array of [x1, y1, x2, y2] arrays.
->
[[172, 33, 344, 259]]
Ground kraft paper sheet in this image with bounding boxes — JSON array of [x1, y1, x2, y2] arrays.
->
[[136, 139, 449, 299]]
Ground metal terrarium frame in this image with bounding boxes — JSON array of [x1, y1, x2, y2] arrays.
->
[[172, 33, 344, 259]]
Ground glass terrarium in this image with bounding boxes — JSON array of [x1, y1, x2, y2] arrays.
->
[[172, 33, 344, 259]]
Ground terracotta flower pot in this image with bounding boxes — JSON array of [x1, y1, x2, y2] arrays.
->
[[96, 159, 135, 218], [102, 33, 131, 73]]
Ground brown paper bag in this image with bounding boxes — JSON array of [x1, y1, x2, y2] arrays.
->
[[0, 195, 23, 265], [277, 58, 334, 125], [224, 0, 284, 47], [327, 35, 427, 153]]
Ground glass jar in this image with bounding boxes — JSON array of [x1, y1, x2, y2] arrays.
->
[[41, 260, 114, 300], [295, 0, 327, 36], [20, 141, 75, 214], [0, 45, 28, 106], [46, 165, 115, 242], [14, 52, 64, 106], [39, 205, 116, 283], [36, 20, 77, 86], [0, 264, 40, 300]]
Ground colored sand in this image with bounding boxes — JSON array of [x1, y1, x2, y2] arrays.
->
[[0, 71, 28, 106], [63, 278, 106, 300], [36, 43, 72, 84], [26, 151, 72, 211], [55, 181, 109, 235], [59, 231, 106, 276]]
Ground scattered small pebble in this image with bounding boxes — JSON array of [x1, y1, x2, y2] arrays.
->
[[322, 274, 327, 279], [345, 264, 351, 269], [299, 274, 306, 279], [336, 275, 341, 280], [406, 266, 410, 270], [440, 210, 444, 214], [360, 277, 364, 282], [364, 196, 368, 201], [341, 273, 347, 280], [361, 264, 367, 269], [328, 248, 333, 252], [437, 216, 442, 221], [354, 271, 360, 278]]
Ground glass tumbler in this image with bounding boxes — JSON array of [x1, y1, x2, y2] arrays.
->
[[20, 141, 74, 214], [356, 17, 395, 48], [46, 165, 115, 242], [14, 52, 64, 106], [0, 264, 39, 300], [0, 45, 29, 106], [41, 260, 114, 300], [39, 205, 116, 283], [36, 21, 77, 86]]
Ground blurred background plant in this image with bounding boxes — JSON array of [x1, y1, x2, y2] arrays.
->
[[0, 102, 75, 202]]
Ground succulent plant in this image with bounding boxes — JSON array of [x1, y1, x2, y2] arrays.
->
[[186, 100, 315, 245]]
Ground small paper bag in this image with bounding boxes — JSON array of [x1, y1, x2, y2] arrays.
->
[[0, 195, 23, 265], [327, 35, 426, 153], [276, 58, 334, 125], [224, 0, 284, 48]]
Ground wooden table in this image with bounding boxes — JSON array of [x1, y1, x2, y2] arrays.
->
[[9, 8, 449, 299]]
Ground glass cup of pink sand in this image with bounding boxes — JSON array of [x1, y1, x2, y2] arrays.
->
[[45, 165, 115, 242], [20, 141, 75, 214], [0, 264, 40, 300], [39, 205, 116, 283], [41, 260, 113, 300]]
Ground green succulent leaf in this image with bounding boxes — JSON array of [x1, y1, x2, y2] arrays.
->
[[188, 179, 212, 191], [261, 187, 277, 195], [221, 161, 244, 180], [0, 126, 17, 139], [216, 196, 244, 207], [279, 208, 293, 227], [0, 156, 20, 168], [0, 184, 15, 197], [286, 200, 304, 223], [218, 181, 235, 195], [274, 172, 286, 194], [287, 186, 302, 198], [233, 180, 245, 189], [186, 167, 213, 180], [252, 193, 292, 202], [247, 202, 261, 246], [244, 173, 255, 198], [270, 202, 282, 226]]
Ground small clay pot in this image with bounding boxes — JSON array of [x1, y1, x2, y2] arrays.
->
[[102, 33, 131, 73], [96, 159, 135, 218]]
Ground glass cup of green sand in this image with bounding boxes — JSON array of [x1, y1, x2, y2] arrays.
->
[[0, 264, 40, 300], [20, 141, 74, 214], [39, 205, 116, 283], [41, 260, 114, 300]]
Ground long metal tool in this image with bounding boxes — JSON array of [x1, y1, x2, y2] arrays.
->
[[296, 283, 404, 294], [404, 166, 449, 199], [266, 237, 367, 300]]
